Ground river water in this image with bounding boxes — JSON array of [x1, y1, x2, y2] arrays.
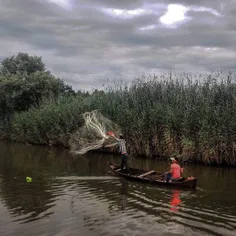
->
[[0, 141, 236, 236]]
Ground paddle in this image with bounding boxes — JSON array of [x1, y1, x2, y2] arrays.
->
[[155, 171, 169, 179]]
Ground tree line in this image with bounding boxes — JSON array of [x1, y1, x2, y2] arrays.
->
[[1, 52, 236, 166]]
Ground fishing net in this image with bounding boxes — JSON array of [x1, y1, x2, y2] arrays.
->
[[69, 110, 121, 154]]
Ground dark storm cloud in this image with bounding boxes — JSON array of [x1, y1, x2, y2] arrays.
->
[[0, 0, 235, 90]]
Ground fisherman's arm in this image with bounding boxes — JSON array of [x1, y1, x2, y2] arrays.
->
[[104, 143, 118, 148], [108, 132, 120, 141]]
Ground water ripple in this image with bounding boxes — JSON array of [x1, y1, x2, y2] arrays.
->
[[1, 173, 236, 236]]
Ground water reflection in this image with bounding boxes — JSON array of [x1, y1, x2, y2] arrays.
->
[[119, 179, 128, 210], [169, 189, 181, 212], [0, 141, 236, 236]]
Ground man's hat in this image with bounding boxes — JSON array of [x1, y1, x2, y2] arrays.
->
[[170, 157, 178, 162]]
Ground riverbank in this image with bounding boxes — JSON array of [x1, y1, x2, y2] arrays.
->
[[1, 72, 236, 167]]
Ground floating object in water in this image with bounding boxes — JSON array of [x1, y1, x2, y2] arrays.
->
[[26, 177, 32, 182]]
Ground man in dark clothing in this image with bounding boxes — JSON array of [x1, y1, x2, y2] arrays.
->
[[108, 133, 129, 172]]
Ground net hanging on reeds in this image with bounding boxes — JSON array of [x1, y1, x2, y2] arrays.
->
[[69, 110, 121, 154]]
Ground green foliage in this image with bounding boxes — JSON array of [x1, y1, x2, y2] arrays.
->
[[0, 52, 46, 75], [1, 53, 236, 166], [10, 94, 86, 146], [0, 53, 74, 120], [78, 72, 236, 165]]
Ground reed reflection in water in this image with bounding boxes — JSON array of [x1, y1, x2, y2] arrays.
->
[[0, 141, 236, 236]]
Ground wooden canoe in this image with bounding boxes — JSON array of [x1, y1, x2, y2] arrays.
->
[[107, 162, 197, 189]]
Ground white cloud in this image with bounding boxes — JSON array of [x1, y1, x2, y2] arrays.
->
[[139, 24, 157, 31], [160, 4, 188, 25], [190, 6, 222, 17], [46, 0, 72, 10], [101, 7, 149, 19], [101, 3, 222, 29]]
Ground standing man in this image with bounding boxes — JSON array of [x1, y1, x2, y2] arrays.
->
[[108, 132, 129, 172]]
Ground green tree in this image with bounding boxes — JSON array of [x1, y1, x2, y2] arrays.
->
[[0, 53, 74, 121], [0, 52, 46, 75]]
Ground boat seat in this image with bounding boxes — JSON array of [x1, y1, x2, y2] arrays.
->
[[172, 177, 185, 182], [138, 170, 155, 178]]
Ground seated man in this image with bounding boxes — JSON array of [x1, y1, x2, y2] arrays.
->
[[165, 157, 184, 183]]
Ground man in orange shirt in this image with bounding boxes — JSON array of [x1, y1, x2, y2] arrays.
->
[[165, 157, 184, 183]]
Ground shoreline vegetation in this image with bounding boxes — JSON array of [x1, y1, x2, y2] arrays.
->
[[1, 53, 236, 167]]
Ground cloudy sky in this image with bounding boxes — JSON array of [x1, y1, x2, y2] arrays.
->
[[0, 0, 235, 90]]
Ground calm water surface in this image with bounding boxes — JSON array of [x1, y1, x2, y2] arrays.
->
[[0, 141, 236, 236]]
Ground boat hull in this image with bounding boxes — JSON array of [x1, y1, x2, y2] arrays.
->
[[107, 162, 197, 189]]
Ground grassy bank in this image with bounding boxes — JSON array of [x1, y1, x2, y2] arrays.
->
[[2, 72, 236, 166]]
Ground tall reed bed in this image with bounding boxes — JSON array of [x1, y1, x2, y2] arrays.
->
[[6, 72, 236, 166], [85, 72, 236, 166], [9, 94, 88, 146]]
